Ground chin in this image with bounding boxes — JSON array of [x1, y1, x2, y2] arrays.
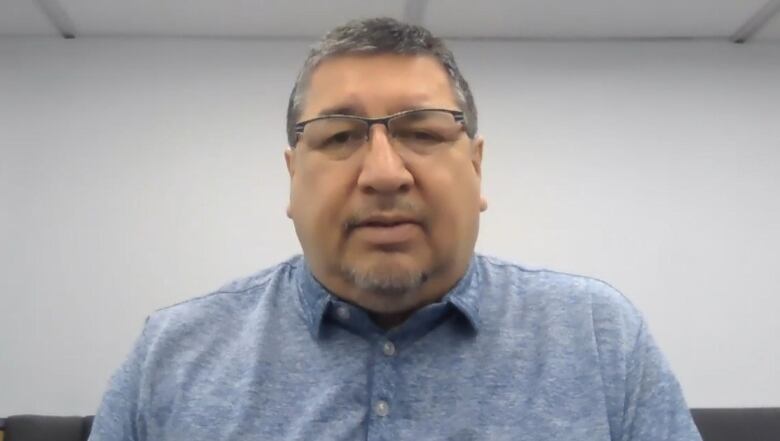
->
[[341, 250, 429, 297]]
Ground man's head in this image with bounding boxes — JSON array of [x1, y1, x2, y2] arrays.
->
[[284, 17, 487, 323]]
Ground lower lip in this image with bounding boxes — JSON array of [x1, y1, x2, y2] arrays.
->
[[353, 222, 420, 244]]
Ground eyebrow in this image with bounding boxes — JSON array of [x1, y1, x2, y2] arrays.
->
[[317, 105, 363, 117], [316, 103, 432, 118]]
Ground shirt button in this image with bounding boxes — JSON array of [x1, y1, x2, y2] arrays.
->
[[335, 305, 350, 321], [382, 341, 396, 357], [374, 400, 390, 417]]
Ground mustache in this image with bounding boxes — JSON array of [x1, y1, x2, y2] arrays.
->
[[343, 199, 427, 231]]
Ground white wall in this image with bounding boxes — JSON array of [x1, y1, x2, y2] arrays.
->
[[1, 37, 778, 415]]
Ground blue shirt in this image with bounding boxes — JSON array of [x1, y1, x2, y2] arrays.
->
[[89, 254, 701, 440]]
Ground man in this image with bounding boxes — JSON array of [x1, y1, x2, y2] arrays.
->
[[89, 18, 702, 441]]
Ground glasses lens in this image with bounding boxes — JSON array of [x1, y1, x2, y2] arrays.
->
[[389, 110, 463, 151], [301, 117, 367, 158]]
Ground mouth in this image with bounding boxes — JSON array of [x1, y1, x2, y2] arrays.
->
[[350, 216, 422, 245], [359, 220, 417, 228], [351, 213, 421, 228]]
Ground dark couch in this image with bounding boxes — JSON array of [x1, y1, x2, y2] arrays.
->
[[690, 408, 780, 441], [0, 415, 93, 441], [1, 409, 778, 440]]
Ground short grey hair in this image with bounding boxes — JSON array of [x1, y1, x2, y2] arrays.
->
[[286, 17, 478, 146]]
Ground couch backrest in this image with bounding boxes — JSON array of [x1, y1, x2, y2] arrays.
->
[[1, 409, 778, 440], [0, 415, 94, 441], [691, 408, 780, 441]]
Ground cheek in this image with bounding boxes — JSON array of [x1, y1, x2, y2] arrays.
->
[[424, 158, 481, 205], [291, 163, 353, 239], [422, 163, 482, 236]]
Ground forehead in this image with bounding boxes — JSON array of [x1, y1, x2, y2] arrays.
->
[[300, 53, 458, 120]]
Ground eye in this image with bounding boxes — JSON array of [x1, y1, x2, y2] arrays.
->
[[396, 129, 443, 143], [411, 131, 440, 141], [323, 130, 362, 146], [328, 132, 351, 143]]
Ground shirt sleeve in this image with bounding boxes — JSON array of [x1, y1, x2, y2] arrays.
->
[[620, 319, 703, 441], [87, 319, 149, 441]]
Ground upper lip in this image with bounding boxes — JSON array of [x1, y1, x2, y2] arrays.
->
[[356, 214, 420, 227]]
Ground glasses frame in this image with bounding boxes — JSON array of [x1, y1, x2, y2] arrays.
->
[[291, 108, 466, 148]]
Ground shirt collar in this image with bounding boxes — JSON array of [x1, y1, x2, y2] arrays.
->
[[295, 255, 482, 339]]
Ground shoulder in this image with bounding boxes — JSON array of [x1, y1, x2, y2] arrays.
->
[[142, 255, 304, 339], [476, 254, 633, 305], [475, 254, 644, 343]]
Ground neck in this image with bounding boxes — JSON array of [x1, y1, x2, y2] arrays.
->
[[307, 254, 474, 329], [369, 311, 413, 330]]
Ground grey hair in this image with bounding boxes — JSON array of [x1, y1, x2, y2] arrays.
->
[[286, 17, 478, 146]]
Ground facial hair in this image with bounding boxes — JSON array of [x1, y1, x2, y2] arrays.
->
[[340, 198, 431, 298], [340, 261, 429, 297]]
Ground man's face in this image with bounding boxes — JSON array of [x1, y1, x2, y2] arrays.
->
[[285, 53, 485, 315]]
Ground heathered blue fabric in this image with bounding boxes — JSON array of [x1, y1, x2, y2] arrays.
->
[[89, 254, 701, 441]]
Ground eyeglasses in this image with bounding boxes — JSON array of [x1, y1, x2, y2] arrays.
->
[[292, 108, 466, 159]]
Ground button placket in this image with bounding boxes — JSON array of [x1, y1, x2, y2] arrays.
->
[[366, 336, 398, 440]]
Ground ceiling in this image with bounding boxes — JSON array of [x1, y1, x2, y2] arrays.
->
[[2, 0, 780, 43]]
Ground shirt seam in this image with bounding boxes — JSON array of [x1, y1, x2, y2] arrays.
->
[[152, 261, 295, 314], [478, 254, 636, 306]]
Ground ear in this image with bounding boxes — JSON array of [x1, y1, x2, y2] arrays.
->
[[471, 136, 484, 177], [471, 137, 488, 212], [284, 148, 295, 219], [284, 148, 296, 178]]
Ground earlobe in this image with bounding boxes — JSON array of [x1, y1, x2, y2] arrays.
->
[[480, 196, 488, 212]]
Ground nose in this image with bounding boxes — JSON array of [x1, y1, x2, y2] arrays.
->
[[356, 124, 414, 195]]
